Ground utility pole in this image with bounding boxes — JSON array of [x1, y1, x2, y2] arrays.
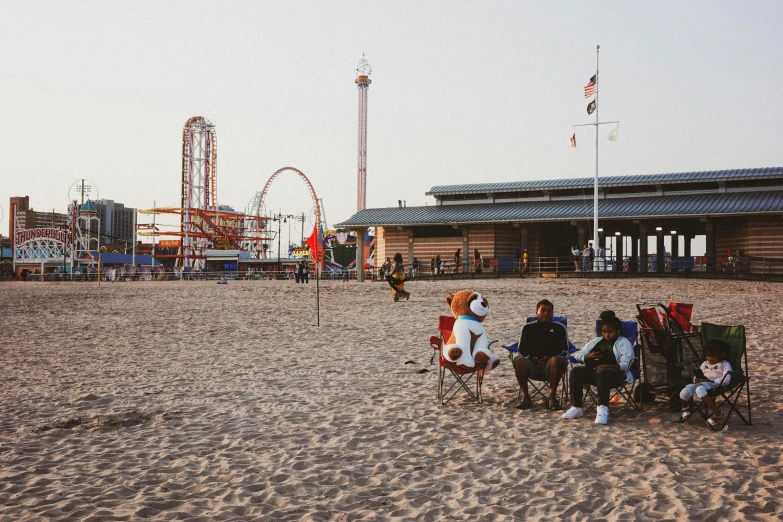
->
[[297, 213, 306, 246], [274, 211, 294, 278]]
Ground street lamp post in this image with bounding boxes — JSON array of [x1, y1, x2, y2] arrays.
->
[[274, 212, 294, 279]]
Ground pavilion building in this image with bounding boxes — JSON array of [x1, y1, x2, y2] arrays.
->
[[336, 167, 783, 278]]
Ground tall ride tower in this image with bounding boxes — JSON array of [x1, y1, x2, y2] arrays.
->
[[355, 54, 372, 211], [180, 116, 217, 270]]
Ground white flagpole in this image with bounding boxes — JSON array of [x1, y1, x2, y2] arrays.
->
[[594, 44, 600, 255], [573, 45, 618, 259]]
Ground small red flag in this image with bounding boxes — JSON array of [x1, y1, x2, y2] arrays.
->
[[305, 225, 320, 260]]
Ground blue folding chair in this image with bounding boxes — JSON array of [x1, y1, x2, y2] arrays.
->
[[502, 316, 577, 405], [577, 320, 642, 412]]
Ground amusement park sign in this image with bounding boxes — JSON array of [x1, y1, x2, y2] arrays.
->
[[16, 228, 72, 246], [14, 227, 73, 263]]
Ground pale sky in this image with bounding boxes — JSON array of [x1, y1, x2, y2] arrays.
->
[[2, 1, 782, 254]]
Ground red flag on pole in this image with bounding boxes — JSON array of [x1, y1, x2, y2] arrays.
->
[[305, 224, 320, 261]]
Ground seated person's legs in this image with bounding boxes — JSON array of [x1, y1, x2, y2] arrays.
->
[[514, 357, 534, 407], [545, 355, 566, 395], [594, 367, 626, 406], [694, 382, 721, 419], [680, 383, 698, 404], [569, 365, 591, 408], [514, 357, 547, 408]]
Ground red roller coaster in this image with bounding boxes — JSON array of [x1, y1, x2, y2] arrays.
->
[[136, 118, 322, 267], [246, 167, 323, 261]]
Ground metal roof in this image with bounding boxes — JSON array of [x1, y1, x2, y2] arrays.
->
[[426, 167, 783, 196], [336, 190, 783, 227]]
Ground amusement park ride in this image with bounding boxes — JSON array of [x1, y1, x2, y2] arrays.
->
[[356, 54, 371, 212], [10, 56, 374, 277], [134, 117, 324, 270]]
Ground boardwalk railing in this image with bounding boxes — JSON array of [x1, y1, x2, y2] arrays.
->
[[10, 254, 783, 282]]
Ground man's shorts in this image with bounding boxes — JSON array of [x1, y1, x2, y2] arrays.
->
[[517, 355, 567, 381]]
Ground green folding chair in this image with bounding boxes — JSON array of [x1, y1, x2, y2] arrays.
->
[[682, 322, 752, 430]]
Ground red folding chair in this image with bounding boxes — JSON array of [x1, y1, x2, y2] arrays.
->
[[429, 315, 486, 405], [667, 302, 693, 333]]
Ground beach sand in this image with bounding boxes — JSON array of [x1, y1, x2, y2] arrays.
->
[[1, 277, 781, 521]]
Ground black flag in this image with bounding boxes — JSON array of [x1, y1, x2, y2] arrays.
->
[[587, 99, 596, 115]]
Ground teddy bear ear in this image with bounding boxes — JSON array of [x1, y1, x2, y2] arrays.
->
[[446, 294, 454, 306]]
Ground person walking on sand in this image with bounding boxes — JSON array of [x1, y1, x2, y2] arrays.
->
[[435, 254, 442, 275], [386, 253, 410, 301], [572, 245, 581, 271]]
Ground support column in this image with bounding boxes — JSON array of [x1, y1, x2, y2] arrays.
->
[[462, 229, 469, 273], [705, 219, 715, 273], [407, 233, 414, 274], [520, 226, 529, 251], [631, 226, 639, 273], [684, 235, 692, 257], [671, 232, 679, 257], [639, 221, 648, 274], [656, 228, 665, 273], [355, 227, 366, 282], [615, 234, 623, 272]]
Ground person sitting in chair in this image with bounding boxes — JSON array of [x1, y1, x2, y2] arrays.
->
[[679, 339, 732, 426], [562, 310, 634, 425], [514, 299, 569, 410]]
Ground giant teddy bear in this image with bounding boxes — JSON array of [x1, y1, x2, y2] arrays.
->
[[443, 290, 500, 371]]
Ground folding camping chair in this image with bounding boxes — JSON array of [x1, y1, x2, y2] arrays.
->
[[637, 302, 702, 411], [429, 315, 496, 405], [501, 316, 576, 406], [580, 320, 643, 413], [679, 322, 752, 430]]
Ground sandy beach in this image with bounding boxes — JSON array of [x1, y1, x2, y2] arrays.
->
[[1, 277, 781, 521]]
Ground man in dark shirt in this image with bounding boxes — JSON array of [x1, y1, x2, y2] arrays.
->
[[588, 243, 594, 271], [513, 299, 569, 410]]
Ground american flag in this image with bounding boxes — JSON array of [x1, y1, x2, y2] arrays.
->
[[584, 74, 597, 98]]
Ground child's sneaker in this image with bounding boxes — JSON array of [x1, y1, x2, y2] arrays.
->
[[681, 409, 694, 421], [595, 405, 609, 425], [562, 407, 584, 420]]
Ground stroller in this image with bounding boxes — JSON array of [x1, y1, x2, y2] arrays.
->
[[637, 302, 703, 411]]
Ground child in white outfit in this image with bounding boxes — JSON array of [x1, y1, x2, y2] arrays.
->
[[680, 339, 732, 425]]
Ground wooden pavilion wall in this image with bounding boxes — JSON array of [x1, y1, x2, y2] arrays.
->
[[715, 216, 783, 259]]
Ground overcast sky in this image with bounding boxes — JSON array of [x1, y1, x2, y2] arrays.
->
[[2, 1, 782, 252]]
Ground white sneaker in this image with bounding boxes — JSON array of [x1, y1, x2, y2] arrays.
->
[[595, 405, 609, 425], [562, 407, 584, 420]]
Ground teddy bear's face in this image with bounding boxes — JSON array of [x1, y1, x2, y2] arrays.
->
[[446, 290, 489, 322]]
